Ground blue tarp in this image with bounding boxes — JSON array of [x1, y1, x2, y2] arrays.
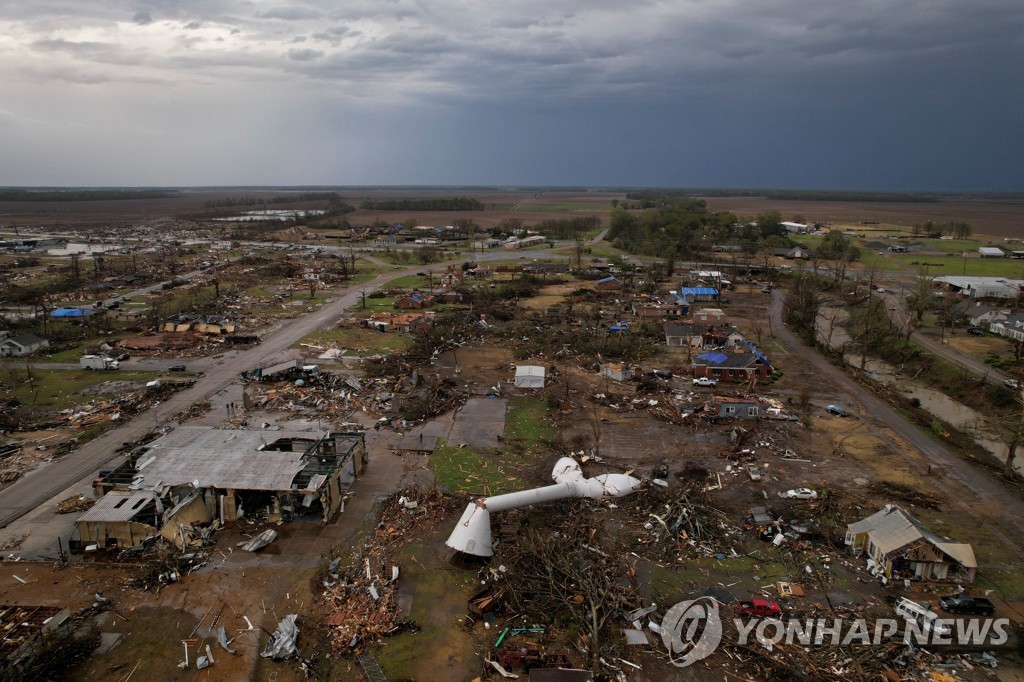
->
[[51, 307, 91, 317], [681, 287, 719, 296], [597, 276, 620, 284], [696, 352, 728, 365]]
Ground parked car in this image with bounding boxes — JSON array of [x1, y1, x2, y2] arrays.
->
[[747, 467, 762, 481], [692, 377, 718, 387], [651, 369, 673, 380], [825, 405, 849, 417], [967, 327, 985, 336], [784, 488, 819, 500], [1005, 379, 1020, 390], [737, 598, 782, 618], [168, 364, 187, 372], [938, 595, 995, 616], [115, 353, 130, 361]]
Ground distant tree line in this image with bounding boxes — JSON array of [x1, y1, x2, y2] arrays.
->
[[0, 189, 177, 202], [203, 192, 354, 211], [360, 197, 483, 211], [625, 189, 940, 203]]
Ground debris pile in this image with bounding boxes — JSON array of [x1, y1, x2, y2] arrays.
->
[[56, 495, 95, 514], [323, 491, 459, 653]]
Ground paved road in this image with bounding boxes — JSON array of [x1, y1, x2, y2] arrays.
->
[[769, 290, 1024, 561], [882, 292, 1017, 388], [0, 262, 439, 529]]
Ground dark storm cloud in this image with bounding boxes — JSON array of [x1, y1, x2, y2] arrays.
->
[[0, 0, 1021, 187]]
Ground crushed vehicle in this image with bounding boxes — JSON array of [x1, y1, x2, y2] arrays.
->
[[737, 598, 782, 618]]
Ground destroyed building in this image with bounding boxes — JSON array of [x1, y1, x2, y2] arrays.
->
[[0, 604, 71, 669], [74, 426, 365, 551], [845, 504, 977, 583]]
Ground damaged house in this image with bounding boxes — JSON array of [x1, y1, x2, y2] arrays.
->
[[692, 347, 774, 383], [74, 427, 365, 551], [845, 505, 977, 583]]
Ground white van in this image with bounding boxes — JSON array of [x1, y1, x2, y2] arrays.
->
[[894, 597, 952, 637]]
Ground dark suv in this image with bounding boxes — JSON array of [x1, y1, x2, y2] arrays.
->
[[939, 595, 995, 616], [967, 327, 985, 336]]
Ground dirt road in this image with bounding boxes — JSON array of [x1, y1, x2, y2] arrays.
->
[[769, 290, 1024, 561]]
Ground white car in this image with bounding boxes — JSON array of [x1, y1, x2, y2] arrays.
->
[[784, 488, 819, 500], [1005, 379, 1020, 390], [692, 377, 718, 387]]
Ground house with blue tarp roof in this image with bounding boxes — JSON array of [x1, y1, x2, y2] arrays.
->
[[677, 287, 718, 302], [692, 347, 773, 383], [394, 290, 435, 310], [595, 276, 623, 292]]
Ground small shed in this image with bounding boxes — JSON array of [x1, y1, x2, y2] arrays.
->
[[979, 247, 1005, 258], [514, 365, 545, 389]]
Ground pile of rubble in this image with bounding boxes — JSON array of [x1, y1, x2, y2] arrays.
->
[[322, 491, 460, 654], [56, 495, 95, 514]]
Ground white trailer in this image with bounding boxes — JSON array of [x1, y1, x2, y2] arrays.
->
[[80, 355, 120, 370]]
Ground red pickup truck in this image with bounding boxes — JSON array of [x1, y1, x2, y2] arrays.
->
[[737, 598, 782, 617]]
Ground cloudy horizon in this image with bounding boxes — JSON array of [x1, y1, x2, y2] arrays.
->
[[2, 1, 1022, 190]]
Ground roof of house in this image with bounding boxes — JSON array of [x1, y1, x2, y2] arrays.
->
[[695, 351, 766, 368], [847, 505, 976, 568], [79, 490, 159, 523], [51, 307, 91, 317], [596, 276, 621, 284], [979, 247, 1005, 255], [681, 287, 718, 296], [4, 333, 45, 347]]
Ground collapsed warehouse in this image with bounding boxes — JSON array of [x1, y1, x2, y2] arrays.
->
[[72, 426, 365, 551]]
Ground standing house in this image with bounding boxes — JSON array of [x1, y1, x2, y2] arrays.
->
[[692, 350, 774, 383], [394, 291, 435, 310], [0, 333, 49, 357], [713, 396, 764, 419], [845, 505, 977, 583], [594, 276, 623, 292], [678, 287, 718, 303], [990, 313, 1024, 342]]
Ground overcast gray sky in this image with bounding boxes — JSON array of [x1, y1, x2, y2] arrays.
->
[[2, 1, 1022, 189]]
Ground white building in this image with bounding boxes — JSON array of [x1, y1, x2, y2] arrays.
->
[[0, 333, 49, 357], [513, 365, 545, 389]]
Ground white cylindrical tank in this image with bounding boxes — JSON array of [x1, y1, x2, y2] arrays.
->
[[445, 457, 642, 556]]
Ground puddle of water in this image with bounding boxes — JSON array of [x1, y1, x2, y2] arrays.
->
[[842, 354, 1019, 474]]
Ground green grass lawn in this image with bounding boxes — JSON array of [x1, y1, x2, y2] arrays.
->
[[504, 396, 553, 450], [430, 440, 518, 495], [292, 325, 414, 355], [5, 368, 160, 411]]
